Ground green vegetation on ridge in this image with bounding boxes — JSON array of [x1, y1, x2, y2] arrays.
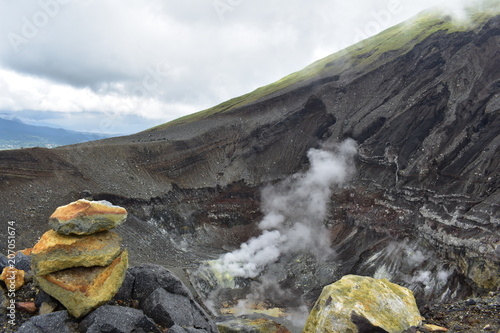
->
[[148, 1, 500, 132]]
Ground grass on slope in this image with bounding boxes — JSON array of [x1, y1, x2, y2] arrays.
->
[[147, 2, 499, 132]]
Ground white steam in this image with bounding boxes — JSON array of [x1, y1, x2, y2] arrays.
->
[[213, 139, 358, 279], [215, 230, 286, 278]]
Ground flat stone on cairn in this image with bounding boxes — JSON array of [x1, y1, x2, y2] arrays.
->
[[31, 229, 123, 275], [36, 250, 128, 318], [48, 199, 127, 236], [32, 199, 129, 318]]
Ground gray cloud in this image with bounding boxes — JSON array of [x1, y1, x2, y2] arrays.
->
[[0, 0, 487, 134]]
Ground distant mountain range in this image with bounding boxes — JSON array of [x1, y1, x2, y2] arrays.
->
[[0, 117, 113, 150]]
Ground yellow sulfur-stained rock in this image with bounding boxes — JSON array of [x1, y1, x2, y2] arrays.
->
[[49, 199, 127, 235], [1, 267, 25, 291], [35, 249, 128, 318], [31, 229, 123, 275], [303, 275, 422, 333]]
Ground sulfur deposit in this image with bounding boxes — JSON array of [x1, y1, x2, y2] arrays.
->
[[31, 200, 129, 318], [303, 275, 422, 333]]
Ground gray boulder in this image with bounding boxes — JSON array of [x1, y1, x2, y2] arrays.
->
[[34, 289, 58, 308], [130, 264, 192, 303], [112, 270, 135, 301], [142, 287, 194, 327], [79, 305, 160, 333], [129, 265, 218, 332], [14, 251, 31, 272], [16, 311, 77, 333]]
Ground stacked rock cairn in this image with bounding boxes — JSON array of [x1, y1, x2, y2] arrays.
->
[[30, 199, 128, 318]]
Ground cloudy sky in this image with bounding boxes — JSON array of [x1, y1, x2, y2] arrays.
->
[[0, 0, 484, 135]]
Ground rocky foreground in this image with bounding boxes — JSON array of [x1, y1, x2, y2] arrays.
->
[[1, 255, 499, 333], [1, 200, 499, 333]]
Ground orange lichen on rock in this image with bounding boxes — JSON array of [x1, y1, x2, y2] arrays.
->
[[49, 199, 126, 221], [48, 199, 127, 235], [33, 199, 129, 318], [31, 229, 123, 275], [36, 249, 128, 318]]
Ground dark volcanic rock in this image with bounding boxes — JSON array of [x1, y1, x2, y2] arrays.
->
[[34, 289, 58, 309], [79, 305, 160, 333], [126, 265, 218, 332], [112, 270, 135, 302], [16, 311, 77, 333], [351, 312, 390, 333], [13, 252, 31, 272], [0, 252, 32, 273], [0, 254, 8, 271], [0, 11, 499, 309], [142, 287, 193, 328], [130, 264, 192, 303]]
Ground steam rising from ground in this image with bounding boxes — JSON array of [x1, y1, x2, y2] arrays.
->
[[192, 139, 459, 329], [212, 139, 357, 280], [192, 140, 357, 328]]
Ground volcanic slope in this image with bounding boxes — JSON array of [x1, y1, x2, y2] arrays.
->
[[1, 7, 499, 305]]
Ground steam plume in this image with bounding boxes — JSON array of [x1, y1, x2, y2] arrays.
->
[[210, 139, 357, 290]]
